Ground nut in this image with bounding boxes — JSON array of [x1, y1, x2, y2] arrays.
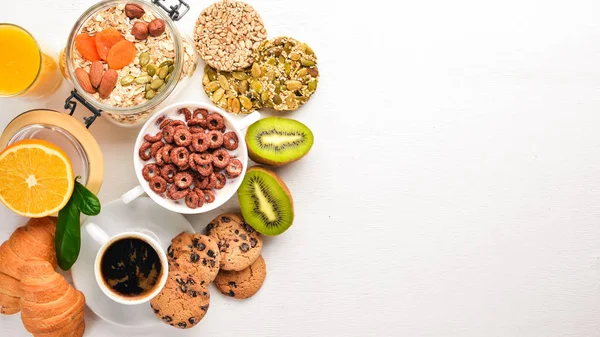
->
[[125, 3, 145, 19], [131, 21, 149, 40], [148, 19, 165, 37], [98, 69, 118, 99], [89, 61, 104, 88], [75, 68, 96, 94]]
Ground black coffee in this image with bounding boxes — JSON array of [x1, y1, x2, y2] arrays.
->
[[100, 237, 162, 299]]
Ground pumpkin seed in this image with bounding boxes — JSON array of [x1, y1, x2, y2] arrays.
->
[[135, 75, 152, 84], [229, 97, 241, 113], [251, 63, 262, 78], [274, 80, 281, 94], [168, 65, 175, 74], [165, 73, 172, 83], [266, 57, 276, 66], [145, 84, 152, 91], [301, 58, 315, 67], [232, 71, 249, 80], [308, 80, 317, 91], [147, 64, 156, 77], [218, 75, 229, 89], [238, 80, 249, 93], [297, 68, 308, 78], [213, 88, 225, 102], [219, 96, 227, 106], [273, 94, 282, 105], [206, 67, 217, 81], [120, 75, 135, 86], [150, 79, 164, 90], [158, 83, 166, 92], [290, 52, 300, 61], [305, 45, 314, 55], [139, 52, 150, 67], [261, 91, 270, 103], [205, 81, 219, 92], [251, 80, 262, 93], [286, 80, 302, 91], [266, 70, 276, 82], [284, 62, 291, 76], [145, 90, 156, 99], [159, 60, 173, 68], [239, 96, 253, 110], [158, 66, 168, 79]]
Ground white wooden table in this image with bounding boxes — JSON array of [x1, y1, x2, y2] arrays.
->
[[3, 0, 600, 336]]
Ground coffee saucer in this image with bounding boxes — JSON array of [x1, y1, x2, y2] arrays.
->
[[71, 197, 194, 327]]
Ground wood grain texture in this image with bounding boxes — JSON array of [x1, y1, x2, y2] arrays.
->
[[2, 0, 600, 336]]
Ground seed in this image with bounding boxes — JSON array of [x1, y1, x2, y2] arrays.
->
[[297, 68, 308, 78], [308, 80, 317, 91], [147, 64, 156, 77], [205, 81, 219, 92], [260, 91, 269, 103], [238, 80, 249, 93], [145, 84, 152, 91], [213, 88, 225, 101], [145, 90, 156, 99], [251, 63, 262, 78], [168, 65, 175, 73], [290, 52, 300, 61], [284, 62, 291, 76], [278, 56, 285, 64], [135, 75, 152, 84], [266, 57, 276, 66], [219, 96, 227, 106], [274, 81, 281, 94], [305, 45, 314, 55], [120, 75, 135, 86], [266, 70, 276, 82], [229, 97, 241, 113], [273, 94, 282, 105], [301, 58, 315, 67], [158, 66, 169, 79], [165, 73, 172, 83], [202, 73, 210, 86], [232, 71, 249, 80], [139, 52, 150, 67], [151, 79, 164, 90], [239, 96, 252, 110], [159, 60, 173, 68], [284, 42, 293, 54], [286, 80, 302, 91], [206, 67, 217, 81], [218, 75, 229, 89], [250, 80, 262, 93], [158, 83, 166, 92]]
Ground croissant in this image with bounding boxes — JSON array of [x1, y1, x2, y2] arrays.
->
[[20, 259, 85, 337], [0, 217, 57, 315]]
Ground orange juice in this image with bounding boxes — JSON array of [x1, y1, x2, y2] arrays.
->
[[0, 24, 61, 98]]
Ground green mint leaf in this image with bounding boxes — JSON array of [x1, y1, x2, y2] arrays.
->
[[55, 199, 81, 271]]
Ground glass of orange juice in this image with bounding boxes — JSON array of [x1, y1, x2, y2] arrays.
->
[[0, 24, 62, 98]]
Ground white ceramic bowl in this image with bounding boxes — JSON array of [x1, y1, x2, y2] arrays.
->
[[123, 101, 260, 214]]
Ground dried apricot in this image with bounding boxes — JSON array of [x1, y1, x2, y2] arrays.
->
[[95, 28, 123, 61], [75, 34, 100, 62], [107, 40, 137, 69]]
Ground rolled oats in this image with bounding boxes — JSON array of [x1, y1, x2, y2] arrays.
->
[[194, 0, 267, 71]]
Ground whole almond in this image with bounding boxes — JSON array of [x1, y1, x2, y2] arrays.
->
[[98, 69, 118, 99], [89, 61, 104, 88], [75, 68, 96, 94], [148, 19, 165, 37], [131, 21, 149, 40], [125, 3, 145, 19]]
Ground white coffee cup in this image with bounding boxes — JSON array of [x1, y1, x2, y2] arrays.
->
[[86, 223, 169, 306], [122, 101, 260, 214]]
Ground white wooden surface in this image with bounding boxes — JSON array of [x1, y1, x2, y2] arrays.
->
[[2, 0, 600, 336]]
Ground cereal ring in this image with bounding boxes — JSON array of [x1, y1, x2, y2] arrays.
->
[[142, 164, 160, 181], [225, 159, 243, 178], [187, 118, 206, 127], [139, 142, 152, 160], [174, 172, 193, 189], [193, 108, 209, 119], [159, 118, 173, 129], [179, 161, 191, 171], [206, 113, 224, 131], [207, 130, 223, 149], [161, 164, 177, 183], [189, 126, 205, 134], [191, 133, 210, 152], [185, 190, 200, 208], [161, 144, 173, 164], [196, 152, 212, 164], [162, 126, 175, 143], [150, 141, 164, 157], [154, 149, 166, 166], [193, 188, 205, 208], [170, 147, 189, 167], [196, 161, 213, 177], [214, 173, 226, 189], [149, 176, 167, 194], [222, 132, 239, 150], [167, 184, 190, 200], [203, 189, 216, 203], [207, 173, 218, 189], [194, 175, 209, 189], [212, 149, 230, 168], [170, 120, 186, 128], [174, 128, 192, 147], [145, 132, 163, 143], [177, 108, 192, 121]]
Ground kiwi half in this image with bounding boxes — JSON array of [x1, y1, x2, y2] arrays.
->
[[237, 166, 294, 236], [245, 117, 314, 166]]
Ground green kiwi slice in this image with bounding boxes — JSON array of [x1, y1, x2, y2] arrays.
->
[[237, 167, 294, 236], [245, 117, 314, 166]]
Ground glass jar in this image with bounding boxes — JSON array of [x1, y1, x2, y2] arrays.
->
[[59, 0, 197, 128], [0, 109, 104, 195]]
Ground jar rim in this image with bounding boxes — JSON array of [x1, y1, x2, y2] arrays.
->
[[64, 0, 183, 116]]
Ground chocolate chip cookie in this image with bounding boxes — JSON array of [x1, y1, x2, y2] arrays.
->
[[214, 255, 267, 299], [168, 233, 221, 284], [150, 271, 210, 329], [205, 213, 263, 271]]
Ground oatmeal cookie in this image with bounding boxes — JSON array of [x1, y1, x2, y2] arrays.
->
[[214, 255, 266, 299], [205, 213, 263, 271], [150, 271, 210, 329], [168, 233, 221, 284]]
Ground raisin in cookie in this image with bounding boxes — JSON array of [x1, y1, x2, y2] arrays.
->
[[205, 213, 263, 271], [150, 271, 210, 329], [214, 255, 267, 299], [168, 233, 221, 284]]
